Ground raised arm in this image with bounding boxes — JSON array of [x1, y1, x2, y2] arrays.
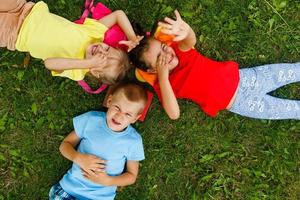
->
[[83, 160, 140, 186], [98, 10, 137, 42], [159, 10, 196, 51]]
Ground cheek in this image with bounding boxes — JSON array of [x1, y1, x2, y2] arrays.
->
[[142, 52, 154, 68]]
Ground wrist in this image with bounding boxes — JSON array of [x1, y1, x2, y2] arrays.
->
[[104, 175, 113, 186], [85, 58, 95, 68], [158, 74, 169, 82], [73, 152, 83, 165]]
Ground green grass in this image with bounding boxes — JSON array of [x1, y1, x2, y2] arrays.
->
[[0, 0, 299, 199]]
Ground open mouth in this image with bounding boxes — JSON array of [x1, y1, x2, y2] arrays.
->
[[91, 45, 98, 55], [112, 118, 121, 126]]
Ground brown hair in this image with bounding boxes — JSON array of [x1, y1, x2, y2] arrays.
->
[[111, 82, 148, 113], [128, 36, 153, 71]]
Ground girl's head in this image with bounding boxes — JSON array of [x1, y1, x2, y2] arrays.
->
[[86, 43, 130, 84], [129, 37, 178, 73]]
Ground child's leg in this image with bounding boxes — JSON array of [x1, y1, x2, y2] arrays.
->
[[0, 0, 24, 12], [0, 0, 34, 50], [252, 62, 300, 92], [49, 183, 76, 200], [229, 62, 300, 120]]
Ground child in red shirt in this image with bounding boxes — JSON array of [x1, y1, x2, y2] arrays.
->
[[129, 10, 300, 120]]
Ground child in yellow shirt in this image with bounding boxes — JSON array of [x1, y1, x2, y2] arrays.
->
[[0, 0, 142, 84]]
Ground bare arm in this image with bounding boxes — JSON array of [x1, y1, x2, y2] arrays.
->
[[98, 10, 137, 42], [59, 130, 81, 162], [108, 160, 139, 186], [44, 58, 93, 72], [44, 52, 107, 72], [156, 54, 180, 120], [83, 160, 140, 186], [60, 131, 106, 175], [159, 79, 180, 120]]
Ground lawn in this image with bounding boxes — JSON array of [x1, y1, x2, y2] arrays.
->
[[0, 0, 299, 199]]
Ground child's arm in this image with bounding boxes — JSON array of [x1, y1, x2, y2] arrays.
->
[[60, 130, 106, 175], [98, 10, 142, 51], [159, 10, 196, 51], [83, 160, 140, 186], [157, 54, 180, 120], [44, 52, 107, 72]]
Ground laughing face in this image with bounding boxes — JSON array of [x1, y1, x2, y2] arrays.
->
[[106, 92, 142, 132], [142, 38, 179, 72], [85, 43, 124, 84]]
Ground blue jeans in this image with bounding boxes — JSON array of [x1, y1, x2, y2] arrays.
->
[[49, 183, 76, 200], [229, 62, 300, 120]]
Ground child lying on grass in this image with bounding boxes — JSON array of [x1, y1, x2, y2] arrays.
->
[[49, 82, 148, 200]]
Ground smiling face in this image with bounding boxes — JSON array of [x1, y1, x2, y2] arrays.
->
[[86, 43, 118, 60], [86, 43, 129, 84], [142, 38, 178, 72], [106, 92, 143, 132]]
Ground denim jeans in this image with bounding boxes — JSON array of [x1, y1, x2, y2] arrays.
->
[[229, 62, 300, 120]]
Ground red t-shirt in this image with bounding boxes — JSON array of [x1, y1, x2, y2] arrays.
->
[[153, 43, 240, 117]]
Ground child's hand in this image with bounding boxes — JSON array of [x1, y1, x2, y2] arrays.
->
[[74, 153, 106, 175], [82, 170, 112, 186], [119, 35, 144, 52], [156, 54, 170, 81], [159, 10, 191, 42], [89, 52, 108, 69]]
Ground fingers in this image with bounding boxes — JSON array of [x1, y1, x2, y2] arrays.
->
[[157, 54, 166, 69], [137, 35, 144, 40], [164, 17, 175, 25], [158, 22, 172, 30], [119, 36, 144, 52], [98, 45, 109, 55], [160, 28, 174, 35], [93, 156, 106, 164], [173, 34, 186, 42], [174, 10, 181, 20], [118, 40, 128, 45]]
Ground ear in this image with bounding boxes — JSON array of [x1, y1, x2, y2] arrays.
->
[[146, 68, 157, 74], [106, 95, 113, 107], [131, 114, 142, 124], [89, 68, 101, 78]]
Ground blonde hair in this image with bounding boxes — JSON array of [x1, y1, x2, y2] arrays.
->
[[88, 49, 131, 85], [101, 49, 131, 85]]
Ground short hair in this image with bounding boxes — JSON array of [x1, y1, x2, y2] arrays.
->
[[111, 82, 148, 113], [100, 49, 131, 85]]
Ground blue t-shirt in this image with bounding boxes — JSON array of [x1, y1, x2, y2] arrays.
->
[[59, 111, 145, 200]]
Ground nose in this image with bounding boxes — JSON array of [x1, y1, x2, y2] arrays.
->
[[114, 112, 124, 121]]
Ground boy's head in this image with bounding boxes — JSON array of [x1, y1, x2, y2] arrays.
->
[[106, 82, 148, 132], [129, 37, 178, 73], [87, 43, 131, 84]]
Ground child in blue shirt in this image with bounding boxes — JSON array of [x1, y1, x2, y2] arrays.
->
[[49, 82, 148, 200]]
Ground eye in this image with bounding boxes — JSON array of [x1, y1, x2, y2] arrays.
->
[[114, 106, 120, 111], [125, 113, 132, 118], [162, 43, 168, 51]]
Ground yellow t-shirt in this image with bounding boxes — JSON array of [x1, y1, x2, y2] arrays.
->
[[16, 1, 108, 81]]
